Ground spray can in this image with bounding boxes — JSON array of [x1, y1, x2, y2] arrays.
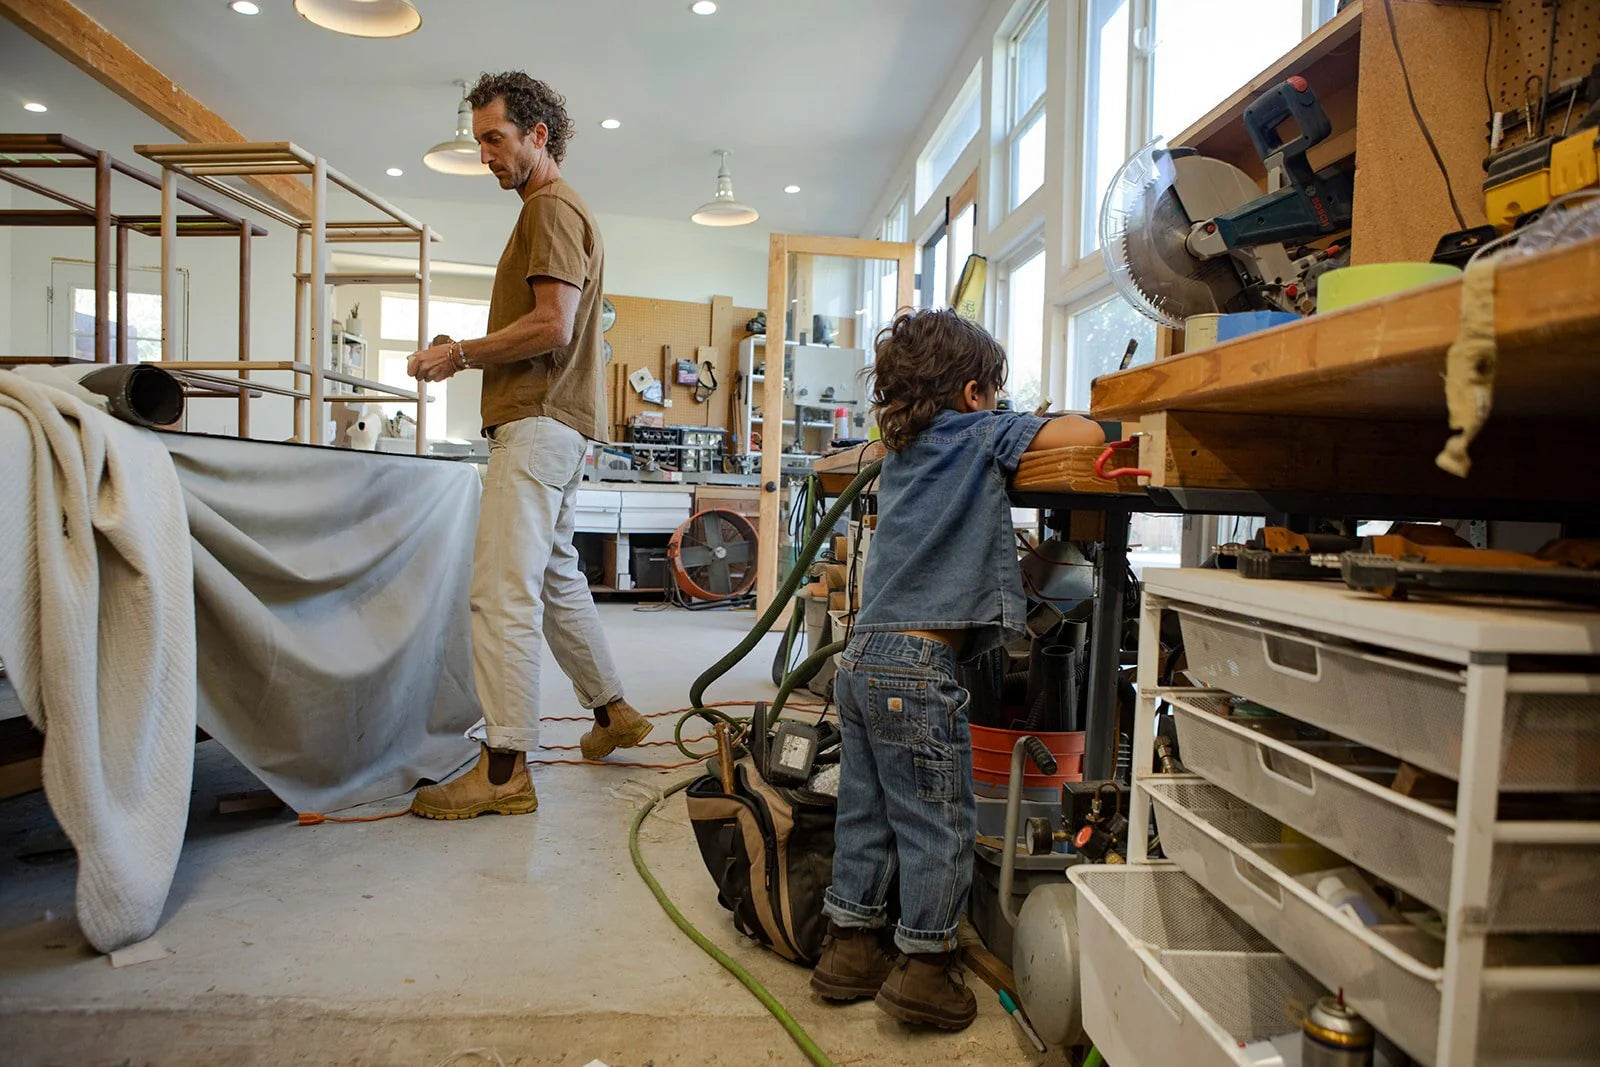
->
[[833, 407, 850, 438], [1301, 994, 1374, 1067]]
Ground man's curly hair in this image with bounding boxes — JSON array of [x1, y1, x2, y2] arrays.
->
[[468, 71, 576, 164]]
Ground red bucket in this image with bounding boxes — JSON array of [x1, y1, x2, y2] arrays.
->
[[971, 724, 1085, 789]]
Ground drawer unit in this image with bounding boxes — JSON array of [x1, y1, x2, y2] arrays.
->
[[1068, 864, 1327, 1067], [617, 489, 692, 533], [1168, 691, 1600, 933], [1175, 605, 1600, 793], [573, 488, 621, 534], [1148, 778, 1600, 1065]]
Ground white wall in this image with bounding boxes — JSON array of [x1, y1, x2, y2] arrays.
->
[[393, 193, 770, 307], [0, 182, 11, 356]]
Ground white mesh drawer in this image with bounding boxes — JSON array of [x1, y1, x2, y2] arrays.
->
[[1147, 777, 1600, 1065], [1067, 865, 1325, 1067], [1169, 692, 1600, 933], [1176, 606, 1600, 792]]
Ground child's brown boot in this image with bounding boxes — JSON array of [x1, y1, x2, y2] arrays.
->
[[874, 950, 978, 1030], [809, 922, 900, 1001]]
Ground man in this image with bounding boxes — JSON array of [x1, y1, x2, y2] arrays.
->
[[406, 71, 650, 819]]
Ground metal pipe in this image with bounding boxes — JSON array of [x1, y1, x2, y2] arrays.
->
[[999, 735, 1058, 928], [1084, 507, 1131, 780]]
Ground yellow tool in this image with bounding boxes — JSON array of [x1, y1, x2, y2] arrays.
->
[[1485, 64, 1600, 230], [949, 253, 987, 322]]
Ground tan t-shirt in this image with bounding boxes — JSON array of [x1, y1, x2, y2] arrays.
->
[[479, 178, 608, 442]]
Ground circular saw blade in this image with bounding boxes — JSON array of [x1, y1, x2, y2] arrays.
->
[[1120, 179, 1248, 326], [1101, 140, 1251, 329]]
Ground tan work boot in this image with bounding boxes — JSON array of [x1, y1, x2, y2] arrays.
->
[[579, 699, 653, 760], [810, 922, 900, 1001], [410, 745, 538, 820], [875, 951, 978, 1030]]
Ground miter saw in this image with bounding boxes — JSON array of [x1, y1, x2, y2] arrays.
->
[[1102, 77, 1355, 328]]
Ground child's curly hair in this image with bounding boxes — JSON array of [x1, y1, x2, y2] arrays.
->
[[866, 308, 1008, 451]]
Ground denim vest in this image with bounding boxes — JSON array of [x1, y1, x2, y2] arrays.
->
[[853, 408, 1046, 660]]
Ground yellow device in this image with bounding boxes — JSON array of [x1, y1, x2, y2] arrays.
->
[[949, 253, 987, 322], [1484, 126, 1600, 231]]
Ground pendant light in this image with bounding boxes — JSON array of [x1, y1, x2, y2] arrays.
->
[[691, 150, 759, 227], [423, 80, 490, 176], [293, 0, 421, 38]]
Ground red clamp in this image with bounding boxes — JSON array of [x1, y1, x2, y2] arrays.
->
[[1094, 437, 1152, 481]]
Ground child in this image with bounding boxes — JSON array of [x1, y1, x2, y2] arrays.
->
[[808, 308, 1104, 1030]]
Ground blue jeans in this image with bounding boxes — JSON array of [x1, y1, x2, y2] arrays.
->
[[822, 632, 975, 955]]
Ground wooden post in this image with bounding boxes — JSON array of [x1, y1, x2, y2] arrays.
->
[[115, 222, 129, 362], [159, 167, 177, 361], [93, 150, 110, 363], [237, 221, 251, 438], [416, 222, 430, 455], [756, 234, 788, 612], [293, 229, 307, 441], [308, 157, 326, 446]]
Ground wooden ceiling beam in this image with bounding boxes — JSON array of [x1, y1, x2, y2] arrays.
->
[[0, 0, 313, 219]]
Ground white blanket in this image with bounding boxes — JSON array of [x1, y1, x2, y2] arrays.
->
[[0, 371, 196, 953]]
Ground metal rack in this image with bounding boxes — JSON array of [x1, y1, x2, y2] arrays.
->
[[134, 141, 441, 453], [1111, 569, 1600, 1066]]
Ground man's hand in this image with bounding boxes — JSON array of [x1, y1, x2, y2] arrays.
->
[[408, 342, 460, 383]]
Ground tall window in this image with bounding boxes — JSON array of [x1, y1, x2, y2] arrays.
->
[[916, 64, 982, 211], [1150, 1, 1304, 140], [1080, 0, 1132, 257], [1002, 244, 1046, 413], [377, 292, 491, 432], [51, 260, 183, 361], [1065, 292, 1156, 410], [1007, 1, 1048, 209]]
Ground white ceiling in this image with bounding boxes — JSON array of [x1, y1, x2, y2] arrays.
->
[[3, 0, 987, 235]]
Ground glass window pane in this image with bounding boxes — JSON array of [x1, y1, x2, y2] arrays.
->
[[1081, 0, 1130, 256], [1012, 112, 1046, 207], [950, 202, 975, 281], [1005, 249, 1046, 413], [930, 232, 949, 309], [920, 68, 982, 205], [1151, 1, 1304, 140], [72, 288, 165, 361], [376, 347, 447, 434], [1067, 294, 1157, 410], [380, 293, 489, 346], [1013, 5, 1048, 124]]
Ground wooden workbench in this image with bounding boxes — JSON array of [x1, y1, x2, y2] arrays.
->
[[1084, 235, 1600, 506]]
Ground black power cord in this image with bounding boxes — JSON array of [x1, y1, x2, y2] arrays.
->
[[1381, 0, 1468, 229]]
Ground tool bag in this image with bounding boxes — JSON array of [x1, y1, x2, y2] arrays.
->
[[685, 759, 836, 964]]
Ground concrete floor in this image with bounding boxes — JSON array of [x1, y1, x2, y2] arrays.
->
[[0, 605, 1062, 1066]]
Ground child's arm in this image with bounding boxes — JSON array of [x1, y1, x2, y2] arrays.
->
[[1026, 414, 1106, 452]]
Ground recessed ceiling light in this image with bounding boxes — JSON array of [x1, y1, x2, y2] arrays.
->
[[691, 1, 717, 14], [23, 102, 48, 113], [599, 118, 622, 130], [385, 167, 404, 177], [229, 1, 260, 14], [784, 184, 800, 194]]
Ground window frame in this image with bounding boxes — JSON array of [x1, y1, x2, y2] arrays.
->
[[50, 258, 187, 361], [915, 63, 983, 212], [997, 232, 1047, 409], [1005, 0, 1049, 211]]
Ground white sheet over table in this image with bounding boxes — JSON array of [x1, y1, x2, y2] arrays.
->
[[0, 372, 196, 954]]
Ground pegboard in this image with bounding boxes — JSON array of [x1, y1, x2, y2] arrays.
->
[[602, 293, 758, 441], [1494, 0, 1599, 130]]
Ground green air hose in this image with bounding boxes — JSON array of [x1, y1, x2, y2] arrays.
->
[[1083, 1047, 1105, 1067], [689, 458, 882, 715], [630, 776, 836, 1067]]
